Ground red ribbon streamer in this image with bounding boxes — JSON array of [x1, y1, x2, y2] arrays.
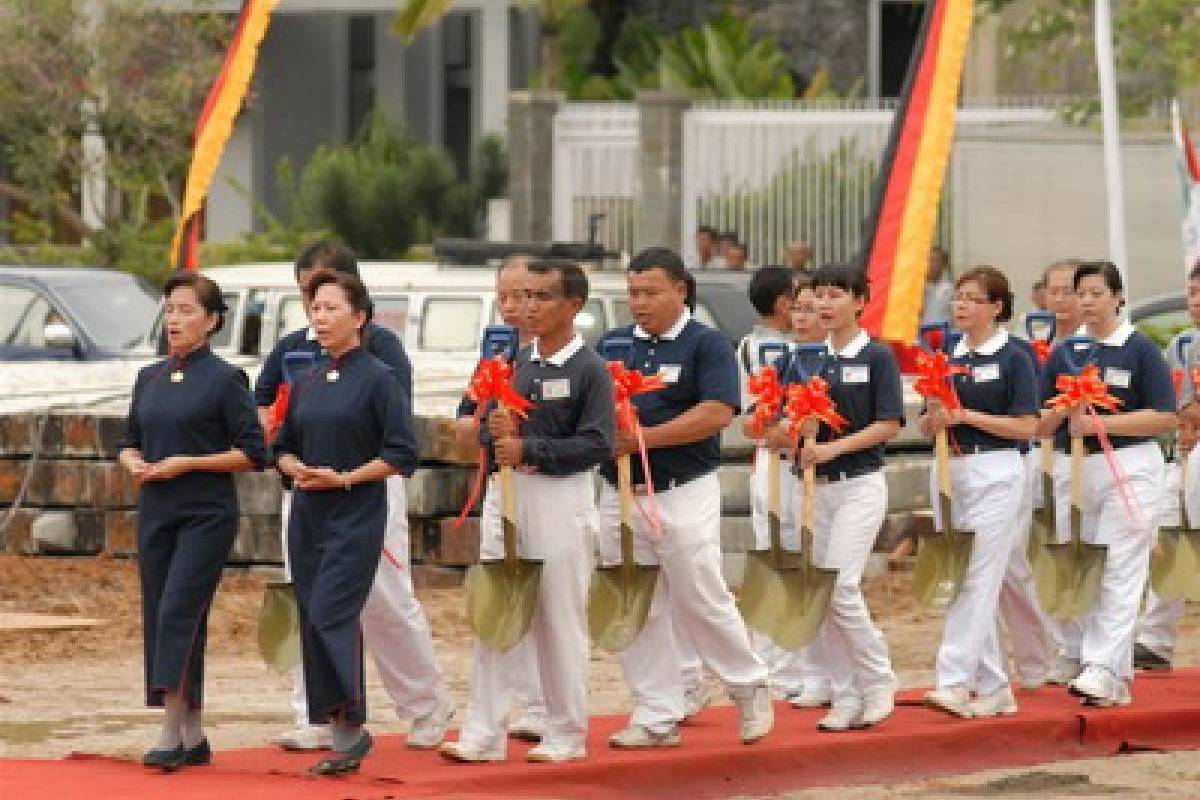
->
[[912, 350, 967, 410], [608, 361, 667, 536], [265, 382, 290, 443], [783, 376, 848, 439], [1031, 339, 1052, 367]]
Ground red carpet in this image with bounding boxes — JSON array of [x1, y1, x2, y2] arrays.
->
[[7, 670, 1200, 800]]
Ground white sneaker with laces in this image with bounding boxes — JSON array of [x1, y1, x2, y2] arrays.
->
[[855, 690, 894, 727], [608, 723, 681, 749], [731, 684, 774, 743], [272, 724, 332, 752], [816, 704, 862, 732], [969, 686, 1018, 717], [406, 697, 456, 749], [438, 738, 505, 763], [526, 742, 586, 763], [923, 686, 973, 718], [787, 685, 833, 708]]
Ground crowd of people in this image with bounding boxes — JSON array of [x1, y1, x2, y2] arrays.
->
[[117, 239, 1199, 776]]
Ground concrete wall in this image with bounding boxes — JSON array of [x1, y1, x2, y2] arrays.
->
[[951, 126, 1183, 316]]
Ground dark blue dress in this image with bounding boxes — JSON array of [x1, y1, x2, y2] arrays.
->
[[120, 345, 268, 709], [274, 345, 418, 725]]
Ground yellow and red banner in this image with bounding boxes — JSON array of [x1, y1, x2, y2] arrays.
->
[[170, 0, 279, 271], [859, 0, 974, 343]]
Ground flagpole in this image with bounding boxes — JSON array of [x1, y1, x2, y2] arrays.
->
[[1094, 0, 1129, 294]]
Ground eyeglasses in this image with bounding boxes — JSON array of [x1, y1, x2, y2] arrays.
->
[[952, 294, 991, 305]]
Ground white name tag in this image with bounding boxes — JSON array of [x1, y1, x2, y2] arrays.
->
[[972, 363, 1000, 383], [1104, 367, 1131, 389], [541, 378, 571, 400], [841, 364, 870, 384], [658, 364, 682, 384]]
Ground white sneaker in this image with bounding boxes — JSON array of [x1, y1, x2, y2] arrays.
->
[[816, 704, 862, 732], [970, 686, 1018, 717], [526, 742, 586, 763], [407, 697, 456, 749], [855, 690, 894, 727], [1045, 657, 1082, 686], [272, 724, 332, 752], [731, 684, 774, 744], [608, 723, 681, 749], [923, 687, 973, 718], [1082, 679, 1132, 708], [508, 714, 546, 742], [682, 684, 714, 721], [787, 686, 833, 708], [438, 738, 505, 763], [1070, 667, 1130, 707]]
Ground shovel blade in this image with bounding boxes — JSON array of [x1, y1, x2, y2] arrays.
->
[[737, 548, 802, 643], [1027, 509, 1054, 572], [257, 581, 301, 672], [587, 564, 661, 653], [772, 563, 838, 650], [913, 531, 975, 610], [465, 558, 544, 651], [1151, 529, 1200, 602], [1033, 542, 1106, 620]]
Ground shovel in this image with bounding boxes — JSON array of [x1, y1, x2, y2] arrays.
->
[[1151, 456, 1200, 601], [464, 462, 544, 651], [1027, 439, 1057, 570], [913, 428, 975, 609], [257, 580, 302, 672], [588, 453, 661, 652], [775, 442, 839, 649], [1033, 435, 1107, 620], [738, 446, 805, 644]]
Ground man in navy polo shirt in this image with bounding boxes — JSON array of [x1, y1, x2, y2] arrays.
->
[[797, 265, 902, 732], [596, 247, 773, 749]]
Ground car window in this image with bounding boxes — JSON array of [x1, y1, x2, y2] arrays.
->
[[209, 292, 241, 350], [239, 290, 266, 356], [1137, 308, 1193, 350], [11, 295, 54, 347], [421, 297, 482, 350], [52, 274, 159, 350], [372, 297, 410, 341], [0, 284, 38, 343], [277, 297, 310, 343]]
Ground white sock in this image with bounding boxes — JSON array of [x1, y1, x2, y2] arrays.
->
[[180, 707, 204, 748], [157, 692, 185, 750], [330, 719, 363, 753]]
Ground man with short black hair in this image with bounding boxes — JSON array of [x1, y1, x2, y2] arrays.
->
[[597, 246, 773, 749]]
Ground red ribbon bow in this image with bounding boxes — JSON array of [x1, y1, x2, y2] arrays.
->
[[1031, 339, 1052, 367], [466, 356, 535, 418], [609, 362, 667, 435], [1046, 364, 1122, 413], [746, 365, 785, 439], [913, 350, 968, 410], [783, 376, 848, 438]]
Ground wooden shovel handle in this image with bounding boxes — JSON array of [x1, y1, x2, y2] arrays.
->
[[499, 465, 517, 567], [802, 436, 816, 533], [1040, 437, 1054, 477], [617, 453, 635, 569], [1070, 436, 1083, 511], [935, 429, 952, 498], [766, 447, 783, 554]]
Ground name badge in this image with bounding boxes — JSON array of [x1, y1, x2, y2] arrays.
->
[[972, 363, 1000, 383], [658, 364, 682, 384], [1104, 367, 1131, 389], [541, 378, 571, 400], [841, 364, 870, 384]]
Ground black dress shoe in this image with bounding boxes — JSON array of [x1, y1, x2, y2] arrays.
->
[[142, 745, 183, 768], [161, 739, 212, 772], [1133, 643, 1172, 672], [309, 731, 373, 777]]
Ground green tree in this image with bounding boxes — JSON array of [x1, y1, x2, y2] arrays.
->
[[0, 0, 230, 278]]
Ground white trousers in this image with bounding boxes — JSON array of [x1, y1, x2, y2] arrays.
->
[[749, 447, 819, 695], [459, 471, 595, 752], [932, 449, 1026, 694], [598, 472, 767, 732], [282, 475, 449, 725], [992, 450, 1063, 684], [806, 471, 895, 708], [1051, 441, 1165, 682], [1136, 459, 1186, 659]]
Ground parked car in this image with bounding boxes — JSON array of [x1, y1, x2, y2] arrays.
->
[[0, 266, 160, 361]]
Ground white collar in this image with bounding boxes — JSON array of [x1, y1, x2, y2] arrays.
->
[[1079, 321, 1135, 347], [306, 325, 317, 341], [826, 329, 870, 358], [530, 334, 584, 367], [953, 328, 1008, 358], [634, 308, 691, 341]]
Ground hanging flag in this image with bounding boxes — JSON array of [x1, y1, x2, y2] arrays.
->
[[858, 0, 975, 344], [169, 0, 279, 271], [1173, 99, 1200, 273]]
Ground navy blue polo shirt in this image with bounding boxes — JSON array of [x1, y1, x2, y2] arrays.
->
[[255, 323, 412, 406], [597, 311, 741, 488], [799, 331, 904, 478], [1040, 323, 1174, 454], [945, 330, 1038, 452]]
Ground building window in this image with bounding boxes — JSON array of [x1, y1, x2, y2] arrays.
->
[[349, 15, 376, 136]]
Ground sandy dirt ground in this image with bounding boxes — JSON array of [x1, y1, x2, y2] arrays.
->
[[4, 553, 1200, 798]]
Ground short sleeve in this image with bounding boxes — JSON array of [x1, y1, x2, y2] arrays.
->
[[254, 337, 288, 407], [1006, 348, 1038, 416], [871, 345, 905, 422], [373, 370, 419, 476], [696, 331, 742, 411], [223, 369, 270, 468], [117, 370, 146, 451], [1138, 336, 1177, 413]]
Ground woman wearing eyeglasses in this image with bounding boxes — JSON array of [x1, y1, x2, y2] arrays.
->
[[919, 266, 1039, 719], [1036, 261, 1175, 707]]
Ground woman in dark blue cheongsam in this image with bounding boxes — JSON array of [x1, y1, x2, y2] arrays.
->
[[118, 272, 268, 771], [274, 270, 418, 776]]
